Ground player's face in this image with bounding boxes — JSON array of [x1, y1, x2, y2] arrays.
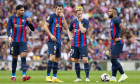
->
[[56, 6, 63, 16], [17, 8, 24, 16], [76, 10, 83, 18], [108, 9, 113, 18]]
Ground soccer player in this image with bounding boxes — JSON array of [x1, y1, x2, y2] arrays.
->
[[7, 5, 34, 81], [68, 6, 90, 82], [108, 8, 128, 82], [44, 4, 68, 82]]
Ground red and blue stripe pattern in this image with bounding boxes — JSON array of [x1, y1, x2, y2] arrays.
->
[[48, 17, 63, 43], [72, 22, 87, 47], [110, 21, 123, 46], [11, 17, 27, 42]]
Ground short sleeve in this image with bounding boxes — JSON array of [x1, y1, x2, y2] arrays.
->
[[114, 17, 121, 26], [69, 21, 74, 31], [83, 20, 89, 30], [46, 14, 53, 25]]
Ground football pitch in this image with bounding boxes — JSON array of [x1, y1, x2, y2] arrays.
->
[[0, 70, 140, 84]]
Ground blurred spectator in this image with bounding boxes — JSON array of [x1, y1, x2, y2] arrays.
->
[[59, 63, 65, 71], [1, 63, 10, 71], [34, 65, 39, 71], [27, 62, 32, 71], [33, 50, 41, 61], [93, 61, 102, 71], [65, 63, 72, 71], [38, 62, 47, 70]]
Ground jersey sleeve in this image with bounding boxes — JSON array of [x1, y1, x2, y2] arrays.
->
[[114, 18, 121, 27], [83, 20, 89, 31], [46, 14, 53, 25], [25, 16, 35, 31], [7, 16, 12, 37], [69, 20, 74, 31]]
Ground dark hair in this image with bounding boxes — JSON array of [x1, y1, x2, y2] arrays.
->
[[94, 61, 98, 65], [16, 5, 24, 10], [112, 7, 118, 14], [56, 3, 63, 8]]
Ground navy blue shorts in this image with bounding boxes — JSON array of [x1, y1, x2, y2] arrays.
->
[[70, 46, 88, 59], [48, 41, 61, 58], [10, 42, 27, 55], [111, 43, 123, 58]]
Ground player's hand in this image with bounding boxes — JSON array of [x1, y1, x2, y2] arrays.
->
[[69, 37, 73, 41], [8, 37, 12, 44], [60, 13, 64, 18], [79, 17, 83, 22], [27, 17, 32, 23], [50, 35, 56, 42], [114, 38, 120, 42]]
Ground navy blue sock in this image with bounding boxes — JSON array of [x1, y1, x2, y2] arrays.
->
[[84, 63, 90, 78], [47, 60, 53, 76], [75, 63, 81, 78], [112, 65, 117, 77], [111, 59, 124, 75], [53, 62, 58, 77], [12, 58, 17, 76], [21, 57, 26, 76]]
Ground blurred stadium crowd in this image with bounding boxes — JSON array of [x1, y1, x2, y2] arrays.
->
[[0, 0, 140, 65]]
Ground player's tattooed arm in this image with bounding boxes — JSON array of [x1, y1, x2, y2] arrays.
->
[[79, 17, 87, 33], [119, 23, 126, 38], [44, 22, 56, 41], [60, 13, 68, 30]]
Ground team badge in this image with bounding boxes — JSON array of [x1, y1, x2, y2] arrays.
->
[[56, 24, 59, 27], [14, 24, 17, 27], [22, 19, 24, 22]]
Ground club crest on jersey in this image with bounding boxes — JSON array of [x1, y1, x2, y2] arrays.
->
[[14, 24, 17, 27], [56, 24, 62, 27], [74, 29, 80, 32], [22, 19, 24, 22]]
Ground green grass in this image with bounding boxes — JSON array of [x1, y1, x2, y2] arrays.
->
[[0, 70, 140, 84]]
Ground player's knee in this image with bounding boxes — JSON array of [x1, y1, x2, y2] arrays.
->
[[12, 55, 18, 59], [74, 59, 80, 63], [20, 52, 27, 58], [55, 58, 60, 62], [82, 57, 88, 63], [49, 54, 56, 61]]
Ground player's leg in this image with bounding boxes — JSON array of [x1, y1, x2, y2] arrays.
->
[[70, 47, 81, 82], [52, 43, 63, 82], [79, 46, 90, 82], [46, 42, 56, 82], [110, 44, 127, 82], [11, 55, 18, 81], [10, 42, 19, 81], [19, 42, 31, 81], [74, 58, 81, 79]]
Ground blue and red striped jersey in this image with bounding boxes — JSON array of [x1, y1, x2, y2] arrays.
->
[[110, 17, 124, 46], [46, 13, 63, 43], [7, 15, 34, 42], [69, 18, 89, 47]]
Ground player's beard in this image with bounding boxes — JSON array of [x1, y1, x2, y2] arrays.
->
[[109, 14, 113, 18]]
